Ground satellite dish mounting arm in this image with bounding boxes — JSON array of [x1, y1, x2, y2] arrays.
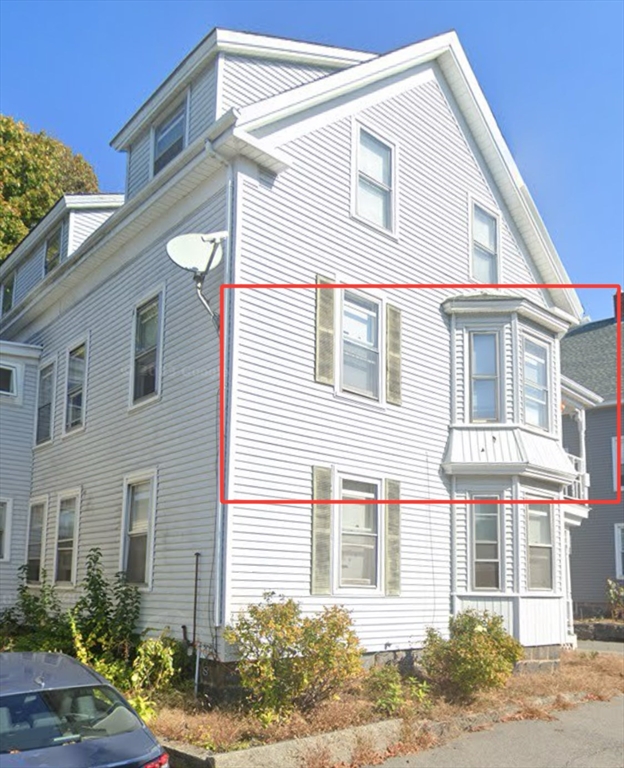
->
[[194, 238, 221, 332]]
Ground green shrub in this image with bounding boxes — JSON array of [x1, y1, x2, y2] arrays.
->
[[366, 664, 404, 715], [606, 579, 624, 621], [224, 593, 362, 717], [421, 610, 523, 701]]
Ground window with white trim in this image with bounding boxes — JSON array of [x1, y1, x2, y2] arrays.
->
[[612, 436, 623, 492], [342, 292, 380, 400], [339, 478, 380, 588], [122, 473, 156, 586], [153, 103, 186, 175], [44, 227, 62, 274], [1, 272, 14, 315], [0, 365, 16, 395], [472, 205, 498, 282], [36, 363, 55, 444], [470, 332, 499, 422], [132, 295, 161, 403], [65, 342, 87, 432], [0, 498, 11, 561], [472, 497, 501, 590], [527, 504, 553, 590], [55, 494, 78, 584], [355, 127, 394, 231], [27, 501, 45, 583], [523, 338, 550, 430], [615, 524, 624, 580]]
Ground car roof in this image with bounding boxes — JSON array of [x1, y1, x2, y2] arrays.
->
[[0, 652, 107, 696]]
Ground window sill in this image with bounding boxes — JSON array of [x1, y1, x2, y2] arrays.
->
[[34, 439, 54, 451], [128, 393, 161, 413], [61, 425, 86, 440], [54, 583, 77, 590], [349, 213, 399, 243], [333, 390, 387, 414]]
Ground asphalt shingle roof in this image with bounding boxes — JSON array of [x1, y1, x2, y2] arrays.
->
[[560, 318, 622, 402]]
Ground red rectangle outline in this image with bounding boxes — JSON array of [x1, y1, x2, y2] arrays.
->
[[219, 282, 621, 507]]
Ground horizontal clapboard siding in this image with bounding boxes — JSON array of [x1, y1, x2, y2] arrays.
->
[[0, 359, 38, 608], [14, 189, 226, 639], [189, 64, 217, 143], [70, 211, 117, 254], [228, 67, 561, 652], [127, 130, 151, 200], [14, 244, 45, 304], [220, 55, 336, 111]]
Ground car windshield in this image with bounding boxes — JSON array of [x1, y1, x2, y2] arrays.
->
[[0, 684, 142, 754]]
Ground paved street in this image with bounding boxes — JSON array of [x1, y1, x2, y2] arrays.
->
[[370, 696, 624, 768]]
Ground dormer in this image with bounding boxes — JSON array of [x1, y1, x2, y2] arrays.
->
[[0, 194, 124, 319], [111, 28, 374, 201]]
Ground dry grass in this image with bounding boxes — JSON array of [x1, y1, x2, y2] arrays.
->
[[151, 650, 624, 756]]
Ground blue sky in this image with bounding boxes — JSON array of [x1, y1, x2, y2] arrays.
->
[[1, 0, 622, 319]]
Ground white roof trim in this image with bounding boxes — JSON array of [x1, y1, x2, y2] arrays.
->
[[0, 194, 125, 278], [0, 340, 42, 361], [111, 28, 374, 150], [232, 31, 582, 319], [561, 375, 603, 408]]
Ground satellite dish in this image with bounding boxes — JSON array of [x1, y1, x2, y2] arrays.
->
[[166, 231, 228, 273]]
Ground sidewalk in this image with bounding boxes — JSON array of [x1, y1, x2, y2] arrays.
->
[[577, 640, 624, 655]]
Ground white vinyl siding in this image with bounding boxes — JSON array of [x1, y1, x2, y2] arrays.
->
[[527, 504, 553, 590], [472, 497, 501, 590], [354, 126, 394, 232], [64, 342, 87, 433], [36, 363, 55, 445], [470, 332, 499, 422], [523, 338, 550, 430], [121, 471, 156, 588], [27, 501, 46, 583], [472, 204, 498, 282], [153, 101, 187, 176], [341, 292, 380, 399], [132, 295, 162, 404], [55, 492, 80, 585], [0, 498, 11, 561], [339, 479, 380, 588], [1, 272, 15, 315]]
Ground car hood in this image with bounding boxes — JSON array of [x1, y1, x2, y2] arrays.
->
[[0, 727, 162, 768]]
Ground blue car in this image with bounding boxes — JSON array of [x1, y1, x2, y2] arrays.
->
[[0, 652, 169, 768]]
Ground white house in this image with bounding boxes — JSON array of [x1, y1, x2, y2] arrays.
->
[[0, 29, 597, 660]]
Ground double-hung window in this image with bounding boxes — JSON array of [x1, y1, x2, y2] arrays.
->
[[55, 494, 79, 584], [523, 338, 549, 430], [36, 363, 55, 444], [122, 473, 156, 586], [65, 343, 87, 432], [340, 479, 379, 588], [132, 296, 161, 403], [1, 272, 14, 315], [0, 365, 16, 396], [527, 504, 553, 590], [615, 524, 624, 580], [45, 228, 62, 274], [153, 103, 186, 176], [473, 497, 500, 590], [472, 205, 498, 283], [27, 501, 46, 583], [355, 127, 394, 231], [0, 498, 11, 561], [342, 292, 380, 399], [470, 333, 499, 422]]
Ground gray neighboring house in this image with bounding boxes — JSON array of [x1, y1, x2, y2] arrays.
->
[[561, 298, 624, 616]]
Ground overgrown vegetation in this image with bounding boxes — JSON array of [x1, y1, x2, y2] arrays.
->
[[223, 592, 362, 720], [421, 610, 523, 701], [606, 578, 624, 621], [0, 548, 180, 721]]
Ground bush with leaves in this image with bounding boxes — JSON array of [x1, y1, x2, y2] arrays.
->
[[421, 610, 523, 701], [366, 664, 404, 715], [224, 593, 362, 718], [606, 579, 624, 621]]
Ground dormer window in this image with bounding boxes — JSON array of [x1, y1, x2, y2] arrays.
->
[[153, 102, 186, 176], [1, 272, 14, 315], [44, 227, 62, 275], [472, 205, 498, 283]]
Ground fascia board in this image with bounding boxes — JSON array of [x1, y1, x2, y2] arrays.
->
[[442, 296, 571, 335], [211, 128, 294, 173], [111, 28, 371, 151], [561, 375, 604, 408], [0, 340, 42, 361], [444, 462, 575, 484]]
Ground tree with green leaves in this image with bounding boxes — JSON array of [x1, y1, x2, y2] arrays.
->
[[0, 115, 99, 261]]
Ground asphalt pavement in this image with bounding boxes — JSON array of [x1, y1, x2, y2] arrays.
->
[[369, 695, 624, 768]]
